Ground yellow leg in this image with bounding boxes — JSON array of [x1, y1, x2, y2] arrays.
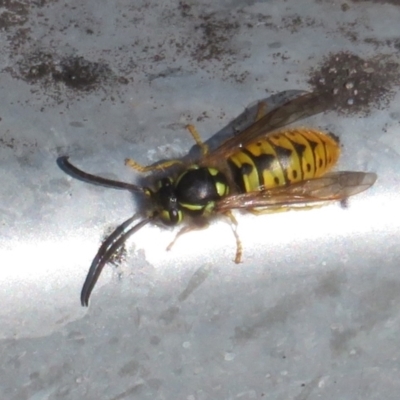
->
[[224, 211, 243, 264], [166, 224, 209, 251], [125, 124, 209, 173], [166, 213, 242, 263], [125, 158, 184, 173], [186, 124, 209, 155]]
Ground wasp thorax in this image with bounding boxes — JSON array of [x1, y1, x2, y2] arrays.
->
[[155, 166, 229, 224], [174, 166, 229, 215]]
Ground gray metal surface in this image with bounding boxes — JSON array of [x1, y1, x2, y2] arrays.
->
[[1, 0, 400, 399]]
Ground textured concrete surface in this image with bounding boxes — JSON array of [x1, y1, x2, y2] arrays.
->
[[1, 0, 400, 399]]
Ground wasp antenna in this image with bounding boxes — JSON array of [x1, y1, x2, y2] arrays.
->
[[57, 156, 147, 193], [81, 216, 153, 307]]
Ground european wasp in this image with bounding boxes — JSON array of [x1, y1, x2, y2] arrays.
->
[[58, 90, 377, 306]]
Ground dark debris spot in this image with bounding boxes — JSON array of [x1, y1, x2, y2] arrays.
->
[[308, 51, 400, 115], [178, 1, 193, 18], [351, 0, 400, 5], [10, 51, 129, 95], [117, 76, 129, 85], [52, 57, 111, 91], [22, 52, 54, 83], [0, 0, 29, 30], [0, 134, 38, 153], [364, 37, 400, 50], [192, 13, 240, 63], [0, 137, 16, 150], [0, 0, 57, 31], [281, 15, 318, 33], [31, 0, 59, 6], [196, 111, 210, 122], [338, 21, 358, 42]]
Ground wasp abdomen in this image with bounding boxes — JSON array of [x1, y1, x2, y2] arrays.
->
[[228, 128, 340, 193]]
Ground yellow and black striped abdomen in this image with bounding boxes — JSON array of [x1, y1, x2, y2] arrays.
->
[[227, 128, 340, 193]]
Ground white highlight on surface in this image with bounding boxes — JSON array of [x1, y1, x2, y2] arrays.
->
[[224, 352, 236, 361]]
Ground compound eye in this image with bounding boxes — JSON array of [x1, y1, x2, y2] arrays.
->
[[161, 210, 171, 223], [169, 209, 182, 225], [160, 209, 182, 225]]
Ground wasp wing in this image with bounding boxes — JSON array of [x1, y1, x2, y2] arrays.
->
[[200, 90, 336, 166], [216, 172, 377, 212]]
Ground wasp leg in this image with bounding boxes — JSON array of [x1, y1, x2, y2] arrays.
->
[[166, 222, 209, 251], [126, 106, 267, 174], [167, 215, 242, 263], [224, 211, 243, 264], [125, 158, 184, 173], [186, 124, 209, 155], [125, 124, 208, 173]]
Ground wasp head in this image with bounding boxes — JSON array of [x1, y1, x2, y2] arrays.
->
[[152, 177, 183, 225]]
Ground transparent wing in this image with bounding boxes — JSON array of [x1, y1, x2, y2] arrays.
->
[[200, 90, 336, 166], [216, 172, 377, 212]]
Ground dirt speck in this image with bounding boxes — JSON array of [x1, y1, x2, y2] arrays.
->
[[0, 132, 38, 154], [52, 57, 111, 91], [191, 13, 240, 63], [0, 0, 29, 30], [364, 37, 400, 50], [338, 21, 359, 42], [351, 0, 400, 5], [281, 15, 318, 33], [308, 52, 400, 115], [178, 1, 193, 18]]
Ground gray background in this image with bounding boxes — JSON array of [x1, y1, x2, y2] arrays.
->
[[1, 0, 400, 399]]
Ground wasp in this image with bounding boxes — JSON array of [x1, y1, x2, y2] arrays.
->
[[58, 90, 377, 306]]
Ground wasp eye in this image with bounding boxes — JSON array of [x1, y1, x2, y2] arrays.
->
[[160, 209, 182, 225], [169, 209, 182, 224], [161, 210, 171, 223]]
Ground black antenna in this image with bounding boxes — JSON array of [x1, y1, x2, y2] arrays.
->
[[80, 216, 153, 306], [57, 156, 147, 193]]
